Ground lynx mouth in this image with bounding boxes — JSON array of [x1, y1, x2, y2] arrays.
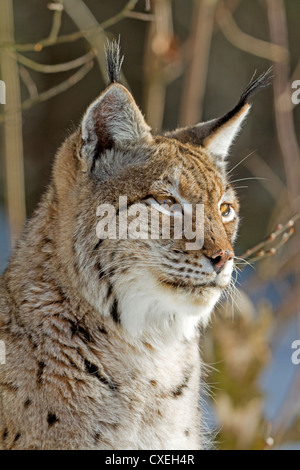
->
[[158, 269, 232, 292], [159, 277, 228, 291]]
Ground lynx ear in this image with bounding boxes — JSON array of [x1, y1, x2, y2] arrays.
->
[[81, 84, 152, 165], [167, 69, 272, 165], [80, 40, 152, 171]]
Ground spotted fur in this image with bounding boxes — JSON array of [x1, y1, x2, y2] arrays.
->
[[0, 42, 270, 450]]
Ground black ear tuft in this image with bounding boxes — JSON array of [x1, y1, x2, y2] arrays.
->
[[105, 38, 124, 84], [239, 67, 273, 107]]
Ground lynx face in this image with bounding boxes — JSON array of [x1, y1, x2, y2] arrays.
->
[[53, 46, 270, 338]]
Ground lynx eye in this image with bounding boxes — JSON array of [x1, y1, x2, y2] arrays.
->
[[220, 203, 235, 222], [145, 194, 182, 216], [154, 195, 178, 207]]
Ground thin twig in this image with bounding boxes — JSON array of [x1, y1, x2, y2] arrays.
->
[[15, 48, 97, 73], [19, 65, 38, 99], [47, 0, 64, 42], [63, 0, 130, 88], [22, 61, 94, 110], [0, 0, 139, 52], [0, 60, 94, 122], [125, 11, 155, 21], [239, 212, 300, 263]]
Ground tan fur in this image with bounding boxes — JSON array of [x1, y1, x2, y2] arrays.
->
[[0, 77, 247, 449]]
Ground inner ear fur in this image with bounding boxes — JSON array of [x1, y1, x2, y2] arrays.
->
[[80, 83, 152, 171]]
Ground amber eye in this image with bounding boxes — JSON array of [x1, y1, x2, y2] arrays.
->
[[154, 195, 178, 208], [220, 203, 232, 218]]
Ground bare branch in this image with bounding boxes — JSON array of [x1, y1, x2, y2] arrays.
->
[[63, 0, 131, 88], [266, 0, 300, 211], [143, 0, 174, 130], [47, 0, 64, 42], [239, 212, 300, 263], [179, 0, 218, 126], [21, 60, 94, 110], [216, 0, 288, 62], [19, 65, 38, 98], [0, 60, 94, 122], [0, 0, 139, 52], [125, 11, 155, 21], [0, 0, 26, 246], [15, 48, 97, 74]]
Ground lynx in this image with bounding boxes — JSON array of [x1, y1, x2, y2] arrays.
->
[[0, 41, 270, 450]]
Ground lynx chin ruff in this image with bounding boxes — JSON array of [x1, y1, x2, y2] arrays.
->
[[0, 41, 270, 450]]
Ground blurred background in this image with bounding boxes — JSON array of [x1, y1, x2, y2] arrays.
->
[[0, 0, 300, 450]]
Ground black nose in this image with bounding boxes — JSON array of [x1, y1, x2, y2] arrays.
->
[[208, 249, 234, 274]]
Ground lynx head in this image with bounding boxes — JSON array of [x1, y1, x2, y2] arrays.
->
[[53, 41, 271, 339]]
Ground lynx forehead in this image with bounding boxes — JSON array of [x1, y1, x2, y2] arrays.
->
[[0, 40, 271, 450]]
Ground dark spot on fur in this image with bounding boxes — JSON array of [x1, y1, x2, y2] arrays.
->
[[106, 282, 113, 300], [96, 262, 105, 281], [37, 361, 45, 384], [98, 324, 108, 335], [84, 359, 98, 376], [73, 257, 81, 275], [0, 381, 18, 392], [84, 359, 118, 391], [185, 429, 190, 437], [111, 298, 120, 323], [13, 433, 21, 444], [150, 380, 157, 386], [28, 333, 38, 349], [2, 428, 8, 441], [171, 374, 190, 398], [71, 322, 91, 343], [93, 239, 104, 251], [47, 413, 59, 427], [24, 398, 32, 408], [94, 432, 101, 443], [120, 267, 129, 274]]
